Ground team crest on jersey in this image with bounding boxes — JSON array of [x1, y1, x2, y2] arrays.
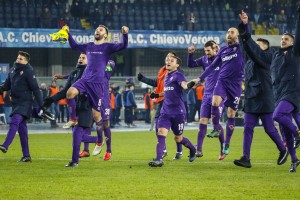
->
[[20, 71, 23, 75], [284, 51, 287, 55], [233, 47, 237, 51], [170, 77, 173, 81]]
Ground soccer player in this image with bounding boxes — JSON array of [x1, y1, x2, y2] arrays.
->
[[148, 55, 196, 167], [191, 27, 244, 156], [187, 41, 226, 160], [91, 60, 116, 161], [233, 12, 288, 168], [137, 52, 183, 160], [238, 10, 300, 172], [0, 51, 43, 162], [63, 25, 128, 132]]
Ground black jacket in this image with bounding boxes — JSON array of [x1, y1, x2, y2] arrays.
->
[[241, 38, 276, 113], [2, 63, 43, 118], [241, 20, 300, 112]]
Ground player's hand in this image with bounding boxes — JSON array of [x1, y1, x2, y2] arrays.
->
[[239, 10, 248, 25], [52, 74, 64, 80], [188, 43, 196, 54], [137, 73, 144, 81], [43, 97, 54, 108], [122, 26, 129, 34], [150, 93, 159, 99], [0, 86, 3, 95], [62, 25, 69, 32]]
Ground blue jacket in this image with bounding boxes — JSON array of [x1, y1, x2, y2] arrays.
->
[[2, 63, 43, 118]]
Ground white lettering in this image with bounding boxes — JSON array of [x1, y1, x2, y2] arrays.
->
[[222, 53, 238, 62], [7, 32, 15, 42], [0, 32, 4, 42], [164, 86, 174, 91]]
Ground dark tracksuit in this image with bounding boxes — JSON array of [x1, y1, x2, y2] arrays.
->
[[241, 20, 300, 162], [187, 88, 196, 123], [114, 92, 122, 124], [238, 23, 286, 160], [50, 64, 97, 164], [1, 62, 43, 157], [124, 90, 136, 125]]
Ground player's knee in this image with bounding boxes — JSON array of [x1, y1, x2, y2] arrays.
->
[[199, 118, 208, 124], [103, 120, 109, 129], [66, 87, 77, 99], [174, 135, 182, 143]]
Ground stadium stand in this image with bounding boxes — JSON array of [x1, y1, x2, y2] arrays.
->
[[0, 0, 298, 34]]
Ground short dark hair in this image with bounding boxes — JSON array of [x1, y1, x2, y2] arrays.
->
[[168, 51, 177, 56], [283, 32, 295, 41], [204, 40, 216, 49], [256, 38, 270, 49], [18, 51, 30, 61], [99, 25, 109, 35], [170, 55, 182, 65], [80, 52, 86, 55]]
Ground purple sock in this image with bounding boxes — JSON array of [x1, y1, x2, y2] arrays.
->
[[180, 137, 196, 151], [197, 124, 207, 152], [18, 119, 30, 157], [83, 127, 91, 151], [292, 112, 300, 131], [225, 117, 235, 144], [156, 135, 166, 160], [96, 121, 103, 143], [67, 98, 77, 120], [211, 106, 221, 130], [176, 143, 182, 153], [104, 127, 112, 153], [72, 126, 84, 163]]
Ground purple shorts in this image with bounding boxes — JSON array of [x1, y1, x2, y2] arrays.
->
[[157, 113, 185, 135], [213, 79, 242, 110], [72, 79, 104, 112], [200, 94, 225, 118], [101, 91, 111, 121]]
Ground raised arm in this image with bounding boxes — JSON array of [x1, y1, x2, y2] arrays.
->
[[294, 7, 300, 56], [238, 11, 273, 64], [199, 55, 221, 80], [107, 26, 129, 54], [68, 32, 88, 52], [137, 73, 158, 87]]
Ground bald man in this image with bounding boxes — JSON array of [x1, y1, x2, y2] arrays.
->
[[191, 27, 244, 157]]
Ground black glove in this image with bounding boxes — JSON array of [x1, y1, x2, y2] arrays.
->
[[150, 92, 159, 99], [187, 81, 196, 89], [240, 32, 251, 42], [38, 108, 55, 121], [237, 22, 246, 35], [0, 86, 3, 95], [43, 97, 54, 108], [137, 73, 144, 81]]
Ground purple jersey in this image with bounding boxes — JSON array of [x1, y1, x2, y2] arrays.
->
[[68, 33, 127, 83], [199, 43, 244, 82], [160, 70, 186, 115], [188, 53, 220, 96]]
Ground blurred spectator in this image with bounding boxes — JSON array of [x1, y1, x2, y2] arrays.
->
[[89, 7, 102, 29], [58, 8, 72, 28], [104, 8, 113, 28], [48, 80, 59, 128], [123, 84, 137, 128], [70, 0, 84, 18], [3, 91, 12, 124], [110, 86, 116, 128], [144, 88, 153, 124], [176, 11, 185, 30], [0, 93, 4, 124], [114, 87, 123, 126], [40, 7, 53, 28], [58, 85, 69, 123], [277, 9, 287, 34], [187, 12, 196, 31]]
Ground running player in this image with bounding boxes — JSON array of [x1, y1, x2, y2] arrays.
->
[[138, 52, 183, 160], [148, 55, 196, 167], [187, 41, 226, 160], [190, 27, 244, 156]]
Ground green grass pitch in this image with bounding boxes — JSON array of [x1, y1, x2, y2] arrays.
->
[[0, 128, 299, 199]]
